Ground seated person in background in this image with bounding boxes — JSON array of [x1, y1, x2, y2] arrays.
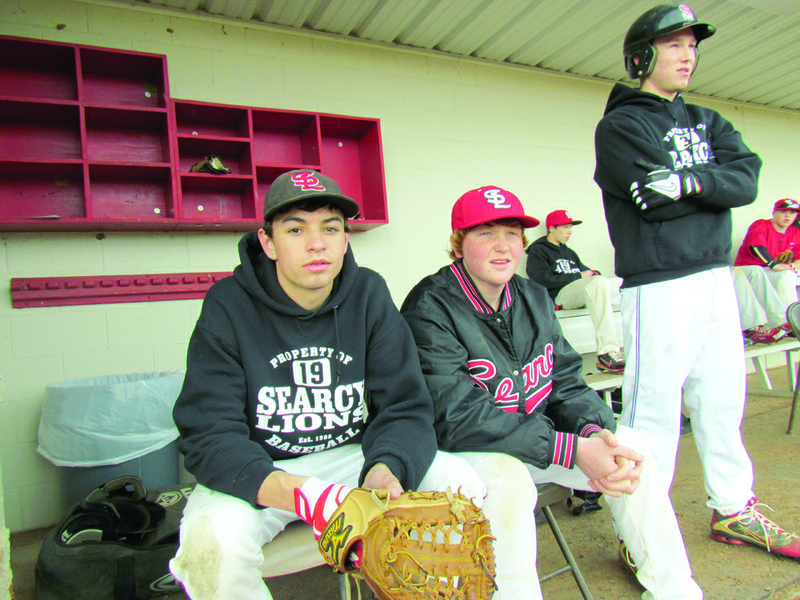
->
[[401, 185, 703, 600], [169, 169, 486, 600], [734, 198, 800, 330], [731, 266, 790, 344], [526, 209, 625, 373]]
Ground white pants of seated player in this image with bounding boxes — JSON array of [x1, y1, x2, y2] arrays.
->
[[731, 266, 790, 330], [554, 275, 623, 355], [734, 265, 798, 329], [620, 268, 755, 515], [524, 425, 700, 600], [170, 446, 498, 600]]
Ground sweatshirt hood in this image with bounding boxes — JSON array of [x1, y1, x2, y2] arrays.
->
[[604, 82, 673, 116], [233, 231, 358, 318], [526, 235, 555, 253]]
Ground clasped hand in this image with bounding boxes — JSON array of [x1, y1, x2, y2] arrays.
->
[[575, 429, 644, 497], [630, 158, 701, 212]]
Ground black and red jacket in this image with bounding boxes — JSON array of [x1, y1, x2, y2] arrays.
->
[[401, 261, 615, 470]]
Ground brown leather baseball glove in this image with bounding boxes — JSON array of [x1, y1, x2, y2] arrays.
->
[[775, 250, 795, 264], [318, 487, 496, 600]]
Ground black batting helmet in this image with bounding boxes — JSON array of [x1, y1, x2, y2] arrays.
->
[[623, 4, 715, 79]]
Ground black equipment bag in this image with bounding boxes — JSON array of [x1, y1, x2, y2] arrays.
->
[[35, 476, 195, 600]]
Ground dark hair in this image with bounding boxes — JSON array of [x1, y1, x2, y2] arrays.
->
[[262, 199, 350, 237]]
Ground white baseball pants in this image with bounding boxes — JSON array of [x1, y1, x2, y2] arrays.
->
[[169, 445, 489, 600], [620, 268, 755, 515], [555, 275, 623, 354]]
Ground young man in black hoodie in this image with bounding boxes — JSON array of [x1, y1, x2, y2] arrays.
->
[[526, 209, 625, 373], [169, 169, 486, 600], [594, 4, 800, 560]]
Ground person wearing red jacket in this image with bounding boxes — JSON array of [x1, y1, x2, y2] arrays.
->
[[733, 198, 800, 343]]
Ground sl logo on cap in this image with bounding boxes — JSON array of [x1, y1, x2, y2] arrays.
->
[[484, 189, 511, 209], [678, 4, 695, 20], [291, 171, 326, 191]]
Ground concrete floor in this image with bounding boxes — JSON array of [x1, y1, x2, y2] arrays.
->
[[10, 368, 800, 600]]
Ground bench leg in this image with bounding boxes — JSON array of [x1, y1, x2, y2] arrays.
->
[[752, 356, 774, 390]]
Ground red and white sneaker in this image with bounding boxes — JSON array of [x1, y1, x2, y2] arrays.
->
[[711, 498, 800, 560], [743, 325, 787, 344]]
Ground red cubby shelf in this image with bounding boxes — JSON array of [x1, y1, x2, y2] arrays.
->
[[0, 35, 388, 232]]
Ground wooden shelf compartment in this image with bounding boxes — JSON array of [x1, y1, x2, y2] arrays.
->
[[177, 137, 253, 176], [87, 164, 175, 221], [252, 109, 320, 167], [0, 36, 78, 102], [319, 115, 387, 226], [85, 106, 172, 165], [179, 174, 257, 222], [0, 101, 82, 161], [174, 100, 250, 139], [79, 47, 168, 109], [0, 162, 86, 221]]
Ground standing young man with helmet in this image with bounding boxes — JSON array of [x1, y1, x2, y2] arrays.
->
[[594, 3, 800, 561]]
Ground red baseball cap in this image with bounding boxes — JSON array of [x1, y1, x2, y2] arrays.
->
[[451, 186, 540, 232], [774, 198, 800, 212], [546, 210, 583, 229]]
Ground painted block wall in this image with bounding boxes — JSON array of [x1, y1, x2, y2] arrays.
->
[[1, 0, 800, 531]]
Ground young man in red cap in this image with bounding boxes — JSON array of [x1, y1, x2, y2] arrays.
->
[[735, 198, 800, 313], [594, 4, 800, 562], [402, 185, 702, 599], [526, 209, 625, 373], [170, 169, 486, 600]]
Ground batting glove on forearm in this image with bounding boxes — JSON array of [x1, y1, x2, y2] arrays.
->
[[630, 160, 702, 212]]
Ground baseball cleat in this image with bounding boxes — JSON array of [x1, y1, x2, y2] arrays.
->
[[597, 350, 625, 373], [710, 498, 800, 560], [618, 540, 639, 576], [743, 325, 787, 344]]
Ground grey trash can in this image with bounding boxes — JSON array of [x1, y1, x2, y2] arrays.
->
[[37, 371, 184, 506]]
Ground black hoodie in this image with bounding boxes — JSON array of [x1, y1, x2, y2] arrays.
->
[[594, 83, 761, 287], [525, 236, 592, 302], [173, 232, 437, 507]]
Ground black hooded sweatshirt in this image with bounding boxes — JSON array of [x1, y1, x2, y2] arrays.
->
[[594, 83, 761, 287], [525, 236, 593, 302], [173, 232, 437, 507]]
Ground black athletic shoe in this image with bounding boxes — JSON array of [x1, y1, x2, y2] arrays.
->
[[597, 350, 625, 373]]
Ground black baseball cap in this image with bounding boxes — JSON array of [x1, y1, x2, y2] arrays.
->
[[263, 169, 361, 222]]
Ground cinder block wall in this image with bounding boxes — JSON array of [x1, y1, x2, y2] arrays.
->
[[1, 0, 799, 531]]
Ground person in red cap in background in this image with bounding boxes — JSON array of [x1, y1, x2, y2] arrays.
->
[[733, 198, 800, 341], [401, 185, 701, 600], [526, 209, 625, 373]]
